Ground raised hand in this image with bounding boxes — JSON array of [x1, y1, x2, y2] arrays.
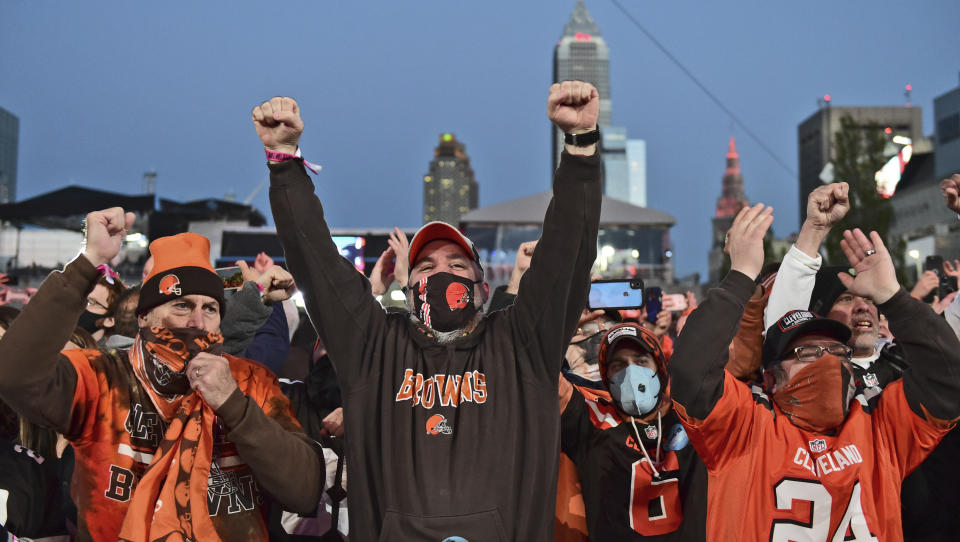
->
[[253, 252, 274, 273], [940, 174, 960, 214], [82, 208, 136, 267], [650, 307, 671, 339], [806, 182, 849, 230], [547, 81, 599, 135], [257, 265, 297, 305], [726, 203, 774, 281], [388, 228, 410, 288], [369, 247, 396, 297], [934, 291, 958, 315], [910, 270, 939, 300], [943, 259, 960, 280], [506, 240, 538, 295], [837, 229, 899, 305], [251, 96, 303, 154], [236, 260, 261, 284]]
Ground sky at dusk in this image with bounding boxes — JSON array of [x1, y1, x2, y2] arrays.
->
[[2, 1, 959, 278]]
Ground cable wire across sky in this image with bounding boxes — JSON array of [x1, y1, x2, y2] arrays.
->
[[608, 0, 798, 181]]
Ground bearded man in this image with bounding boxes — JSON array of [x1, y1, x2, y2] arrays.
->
[[254, 81, 602, 541]]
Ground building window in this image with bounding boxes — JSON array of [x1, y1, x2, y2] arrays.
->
[[939, 113, 959, 145]]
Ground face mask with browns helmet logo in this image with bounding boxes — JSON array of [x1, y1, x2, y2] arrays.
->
[[411, 272, 481, 332]]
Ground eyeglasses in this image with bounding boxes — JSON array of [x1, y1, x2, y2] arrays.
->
[[86, 297, 109, 312], [791, 344, 853, 362]]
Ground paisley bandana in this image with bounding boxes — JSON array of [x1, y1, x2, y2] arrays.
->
[[773, 354, 855, 433], [119, 327, 282, 542], [133, 326, 223, 402]]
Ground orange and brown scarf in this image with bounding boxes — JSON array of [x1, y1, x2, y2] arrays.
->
[[117, 327, 243, 542]]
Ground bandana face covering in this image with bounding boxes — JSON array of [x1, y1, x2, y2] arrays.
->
[[137, 326, 223, 396], [773, 354, 855, 433], [609, 365, 661, 417], [411, 272, 480, 332]]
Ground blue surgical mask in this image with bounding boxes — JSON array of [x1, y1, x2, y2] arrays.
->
[[609, 365, 660, 417]]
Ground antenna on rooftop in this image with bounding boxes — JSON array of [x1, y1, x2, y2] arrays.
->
[[143, 171, 157, 194], [904, 84, 912, 108]]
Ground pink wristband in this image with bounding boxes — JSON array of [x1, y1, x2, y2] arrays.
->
[[265, 148, 321, 174]]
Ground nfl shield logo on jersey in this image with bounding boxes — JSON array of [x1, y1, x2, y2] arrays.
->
[[809, 439, 827, 453], [863, 372, 880, 388], [644, 425, 659, 439]]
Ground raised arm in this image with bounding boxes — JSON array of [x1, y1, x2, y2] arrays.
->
[[836, 231, 960, 424], [253, 97, 384, 388], [765, 182, 848, 328], [670, 204, 773, 420], [509, 81, 602, 380], [0, 208, 134, 434]]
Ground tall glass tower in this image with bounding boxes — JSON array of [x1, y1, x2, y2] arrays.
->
[[552, 0, 611, 169]]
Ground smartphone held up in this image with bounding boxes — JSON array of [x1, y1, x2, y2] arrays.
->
[[587, 279, 644, 311]]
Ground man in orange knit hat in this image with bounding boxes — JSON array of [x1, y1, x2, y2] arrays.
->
[[0, 207, 324, 542]]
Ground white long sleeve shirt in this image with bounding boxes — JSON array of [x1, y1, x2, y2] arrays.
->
[[764, 244, 822, 332]]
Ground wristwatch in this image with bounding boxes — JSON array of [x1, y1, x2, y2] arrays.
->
[[564, 127, 601, 147]]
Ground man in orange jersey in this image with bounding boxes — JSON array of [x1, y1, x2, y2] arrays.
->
[[0, 208, 324, 542], [669, 202, 960, 541]]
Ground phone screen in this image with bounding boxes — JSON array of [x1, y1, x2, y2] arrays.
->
[[587, 279, 644, 310], [661, 293, 688, 313], [215, 266, 244, 290]]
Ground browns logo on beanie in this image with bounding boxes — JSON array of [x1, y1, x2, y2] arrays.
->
[[137, 233, 226, 316]]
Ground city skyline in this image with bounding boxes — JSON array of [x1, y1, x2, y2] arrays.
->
[[2, 1, 958, 279]]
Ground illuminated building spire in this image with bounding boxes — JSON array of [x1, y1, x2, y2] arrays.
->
[[715, 136, 749, 218], [562, 0, 601, 37]]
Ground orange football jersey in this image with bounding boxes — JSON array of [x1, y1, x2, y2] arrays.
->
[[676, 371, 950, 542]]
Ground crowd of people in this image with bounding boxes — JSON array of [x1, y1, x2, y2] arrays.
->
[[0, 81, 958, 542]]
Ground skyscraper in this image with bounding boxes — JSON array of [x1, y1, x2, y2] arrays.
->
[[708, 137, 750, 283], [0, 107, 19, 204], [934, 73, 960, 180], [423, 133, 479, 225], [553, 0, 611, 169], [626, 139, 648, 207]]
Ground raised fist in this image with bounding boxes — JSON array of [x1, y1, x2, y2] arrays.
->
[[940, 174, 960, 214], [726, 203, 774, 281], [257, 265, 297, 305], [251, 96, 303, 154], [805, 182, 849, 230], [82, 208, 136, 268], [547, 81, 599, 135]]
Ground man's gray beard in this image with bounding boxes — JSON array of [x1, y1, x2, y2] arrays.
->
[[406, 291, 485, 343]]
